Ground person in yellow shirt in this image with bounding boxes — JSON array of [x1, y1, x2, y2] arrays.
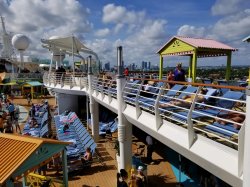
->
[[159, 88, 208, 108]]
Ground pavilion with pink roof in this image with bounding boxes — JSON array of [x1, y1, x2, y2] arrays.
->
[[157, 36, 237, 81]]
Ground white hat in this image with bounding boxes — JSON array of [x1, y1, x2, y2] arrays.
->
[[138, 166, 144, 171]]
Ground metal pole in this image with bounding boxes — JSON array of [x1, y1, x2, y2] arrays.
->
[[19, 50, 24, 73], [243, 86, 250, 187], [117, 46, 132, 172], [178, 154, 182, 185], [62, 149, 68, 187], [86, 95, 89, 130], [72, 35, 75, 75], [49, 54, 53, 74], [88, 55, 99, 142]]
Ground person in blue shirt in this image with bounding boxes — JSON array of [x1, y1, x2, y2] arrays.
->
[[174, 63, 186, 82], [7, 102, 15, 121]]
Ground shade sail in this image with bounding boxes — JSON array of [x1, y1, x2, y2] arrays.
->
[[242, 35, 250, 42], [41, 36, 99, 60], [23, 81, 43, 87]]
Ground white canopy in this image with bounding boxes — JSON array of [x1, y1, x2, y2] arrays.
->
[[242, 35, 250, 42], [41, 36, 99, 60]]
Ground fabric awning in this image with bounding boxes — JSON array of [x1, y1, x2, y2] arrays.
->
[[23, 81, 43, 87], [41, 36, 99, 60]]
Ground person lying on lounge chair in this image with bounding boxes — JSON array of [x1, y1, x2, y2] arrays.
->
[[216, 111, 245, 130], [69, 147, 93, 167], [159, 88, 208, 108]]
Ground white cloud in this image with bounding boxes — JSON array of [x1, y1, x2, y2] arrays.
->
[[103, 4, 126, 23], [98, 4, 168, 65], [86, 38, 114, 62], [210, 10, 250, 41], [211, 0, 243, 16], [94, 28, 110, 37], [1, 0, 92, 58], [114, 23, 124, 34], [102, 3, 145, 26], [177, 25, 206, 38]]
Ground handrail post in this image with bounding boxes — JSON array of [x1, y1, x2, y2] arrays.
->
[[187, 86, 201, 148], [101, 78, 105, 100], [60, 73, 64, 88], [108, 80, 113, 103], [154, 83, 165, 130], [135, 81, 143, 119], [70, 74, 73, 89], [238, 124, 245, 177], [243, 86, 250, 187], [94, 77, 100, 97]]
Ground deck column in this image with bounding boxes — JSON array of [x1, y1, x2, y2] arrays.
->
[[192, 50, 197, 82], [188, 55, 193, 78], [6, 179, 14, 187], [117, 46, 132, 172], [62, 148, 68, 187], [243, 86, 250, 187], [159, 55, 163, 79], [88, 56, 99, 142], [226, 52, 232, 81]]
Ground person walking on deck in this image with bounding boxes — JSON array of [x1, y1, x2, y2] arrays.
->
[[14, 105, 21, 134], [27, 93, 32, 105], [146, 135, 154, 164]]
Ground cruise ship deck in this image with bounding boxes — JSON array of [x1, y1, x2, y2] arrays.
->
[[43, 66, 249, 187]]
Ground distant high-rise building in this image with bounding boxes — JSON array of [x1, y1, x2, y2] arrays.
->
[[132, 63, 135, 70], [104, 62, 110, 71], [148, 61, 151, 70], [142, 61, 147, 70]]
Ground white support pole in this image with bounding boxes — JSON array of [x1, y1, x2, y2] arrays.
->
[[49, 54, 53, 74], [88, 56, 99, 142], [19, 50, 24, 73], [117, 46, 132, 172], [243, 86, 250, 187], [86, 95, 89, 130], [72, 35, 75, 75], [62, 149, 68, 187]]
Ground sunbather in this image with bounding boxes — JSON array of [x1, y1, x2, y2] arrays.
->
[[81, 147, 93, 164], [216, 111, 245, 130], [159, 88, 208, 108], [69, 147, 92, 167]]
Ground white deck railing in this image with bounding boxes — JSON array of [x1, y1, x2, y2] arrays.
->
[[44, 72, 246, 149]]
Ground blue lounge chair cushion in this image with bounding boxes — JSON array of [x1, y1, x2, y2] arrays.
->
[[205, 122, 239, 137]]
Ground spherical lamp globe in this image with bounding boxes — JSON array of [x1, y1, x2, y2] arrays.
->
[[12, 34, 30, 51]]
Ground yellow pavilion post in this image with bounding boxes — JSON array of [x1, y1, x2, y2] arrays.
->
[[248, 68, 250, 85], [226, 51, 232, 81], [192, 50, 197, 82], [189, 55, 193, 78], [159, 55, 163, 79], [31, 86, 34, 100]]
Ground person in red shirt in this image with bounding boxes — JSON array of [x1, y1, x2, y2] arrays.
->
[[124, 68, 129, 76], [167, 70, 174, 89]]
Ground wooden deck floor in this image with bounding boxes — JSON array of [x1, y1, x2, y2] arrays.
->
[[12, 97, 177, 187], [44, 135, 177, 187]]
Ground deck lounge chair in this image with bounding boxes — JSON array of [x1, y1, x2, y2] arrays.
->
[[139, 84, 184, 106], [157, 86, 198, 112], [171, 90, 244, 122], [204, 122, 240, 138]]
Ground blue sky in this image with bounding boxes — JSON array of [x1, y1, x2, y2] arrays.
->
[[0, 0, 250, 67]]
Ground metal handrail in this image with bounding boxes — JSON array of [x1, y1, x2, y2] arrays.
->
[[43, 73, 246, 148]]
